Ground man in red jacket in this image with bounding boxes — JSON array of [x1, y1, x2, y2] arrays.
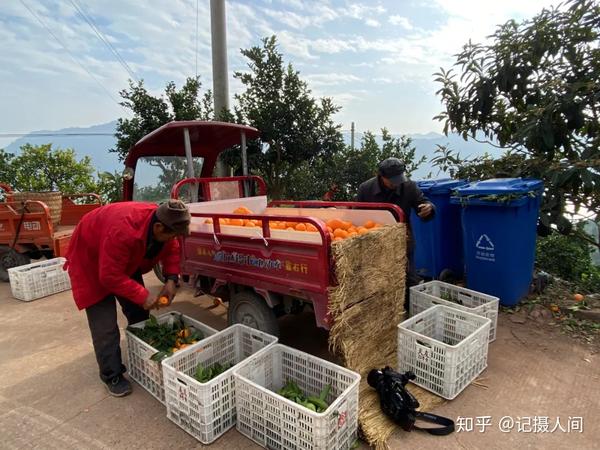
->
[[65, 199, 191, 397]]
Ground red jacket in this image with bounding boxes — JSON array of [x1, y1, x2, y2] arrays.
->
[[65, 202, 181, 310]]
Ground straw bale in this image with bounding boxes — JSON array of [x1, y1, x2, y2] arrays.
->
[[327, 223, 445, 448]]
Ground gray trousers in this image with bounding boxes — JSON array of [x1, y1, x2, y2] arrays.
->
[[84, 271, 149, 382]]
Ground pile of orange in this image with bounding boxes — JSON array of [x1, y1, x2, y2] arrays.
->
[[325, 218, 381, 242], [204, 206, 382, 241]]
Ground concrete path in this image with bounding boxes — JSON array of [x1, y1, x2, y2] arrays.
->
[[0, 274, 597, 449]]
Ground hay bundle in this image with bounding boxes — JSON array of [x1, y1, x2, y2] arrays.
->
[[328, 223, 445, 448]]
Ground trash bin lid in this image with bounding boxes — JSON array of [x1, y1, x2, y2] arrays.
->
[[453, 178, 543, 196], [416, 179, 468, 194]]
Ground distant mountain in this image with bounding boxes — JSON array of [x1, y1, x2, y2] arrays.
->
[[5, 121, 120, 175], [4, 121, 503, 182]]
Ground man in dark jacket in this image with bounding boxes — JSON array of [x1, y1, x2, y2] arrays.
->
[[65, 199, 191, 397], [357, 158, 435, 308]]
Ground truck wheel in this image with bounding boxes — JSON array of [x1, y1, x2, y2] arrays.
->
[[153, 263, 165, 283], [0, 249, 30, 282], [228, 291, 279, 336]]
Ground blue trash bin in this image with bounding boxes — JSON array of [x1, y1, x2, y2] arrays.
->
[[451, 178, 543, 306], [411, 179, 468, 280]]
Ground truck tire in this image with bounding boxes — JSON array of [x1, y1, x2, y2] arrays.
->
[[0, 249, 30, 282], [228, 291, 279, 336]]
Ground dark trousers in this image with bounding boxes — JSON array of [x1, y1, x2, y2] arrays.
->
[[404, 249, 421, 311], [85, 271, 149, 382]]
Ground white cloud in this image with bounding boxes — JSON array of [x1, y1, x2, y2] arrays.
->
[[389, 15, 413, 30], [305, 73, 363, 87], [365, 18, 381, 27]]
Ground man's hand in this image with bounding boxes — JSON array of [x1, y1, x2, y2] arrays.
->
[[142, 293, 158, 310], [158, 279, 178, 306], [417, 203, 434, 219]]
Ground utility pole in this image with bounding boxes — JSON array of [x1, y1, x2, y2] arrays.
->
[[210, 0, 230, 176], [351, 122, 355, 151]]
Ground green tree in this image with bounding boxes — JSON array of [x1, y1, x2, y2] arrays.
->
[[1, 144, 96, 193], [111, 77, 213, 161], [285, 130, 425, 201], [433, 0, 600, 234], [95, 171, 123, 203], [224, 36, 345, 199]]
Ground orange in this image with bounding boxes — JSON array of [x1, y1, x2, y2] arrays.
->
[[286, 227, 295, 231], [219, 218, 229, 225], [229, 218, 244, 226], [306, 223, 318, 232], [334, 228, 348, 239], [295, 223, 307, 231], [252, 219, 262, 226], [286, 221, 297, 229], [179, 344, 190, 350], [364, 220, 375, 229], [348, 226, 357, 233], [347, 231, 358, 238], [357, 227, 368, 235], [327, 219, 344, 230], [245, 221, 256, 227], [204, 218, 213, 224], [333, 236, 344, 242], [573, 293, 584, 302], [327, 226, 333, 234], [158, 296, 169, 306], [234, 206, 253, 215], [341, 221, 352, 230]]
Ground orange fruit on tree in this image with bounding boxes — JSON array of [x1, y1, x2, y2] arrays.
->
[[295, 223, 307, 231], [550, 304, 560, 313], [573, 293, 584, 302], [334, 228, 349, 239]]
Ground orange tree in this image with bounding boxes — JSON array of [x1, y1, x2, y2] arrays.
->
[[433, 0, 600, 237]]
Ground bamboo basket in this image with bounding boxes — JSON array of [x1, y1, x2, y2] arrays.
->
[[10, 191, 62, 226]]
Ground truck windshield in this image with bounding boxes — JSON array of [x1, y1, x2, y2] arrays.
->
[[132, 156, 204, 204]]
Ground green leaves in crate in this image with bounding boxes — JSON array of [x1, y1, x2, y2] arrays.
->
[[126, 313, 204, 361], [277, 380, 332, 413], [194, 362, 232, 383]]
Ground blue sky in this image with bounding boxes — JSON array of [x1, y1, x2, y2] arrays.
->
[[0, 0, 559, 148]]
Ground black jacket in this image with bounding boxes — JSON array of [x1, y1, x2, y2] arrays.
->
[[357, 176, 435, 225]]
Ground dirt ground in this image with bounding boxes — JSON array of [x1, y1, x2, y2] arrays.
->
[[1, 274, 598, 450]]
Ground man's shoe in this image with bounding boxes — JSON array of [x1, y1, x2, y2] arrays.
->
[[104, 375, 132, 397]]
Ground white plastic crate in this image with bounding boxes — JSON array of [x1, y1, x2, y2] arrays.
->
[[8, 257, 71, 302], [161, 324, 278, 444], [410, 281, 499, 341], [398, 305, 491, 400], [234, 344, 360, 450], [126, 311, 218, 404]]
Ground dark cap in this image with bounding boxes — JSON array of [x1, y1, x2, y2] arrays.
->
[[156, 199, 191, 235], [378, 158, 407, 185]]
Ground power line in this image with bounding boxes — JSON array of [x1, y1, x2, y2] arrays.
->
[[68, 0, 139, 83], [0, 133, 114, 138], [18, 0, 127, 111]]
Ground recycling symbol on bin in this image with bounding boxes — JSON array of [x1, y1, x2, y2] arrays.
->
[[476, 234, 494, 251]]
